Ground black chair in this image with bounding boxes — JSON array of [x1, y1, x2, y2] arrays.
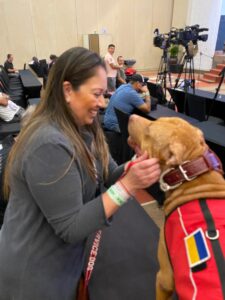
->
[[0, 135, 15, 227], [104, 129, 123, 165], [167, 88, 187, 113], [147, 82, 167, 105], [186, 93, 206, 121], [114, 108, 134, 163], [0, 65, 25, 107]]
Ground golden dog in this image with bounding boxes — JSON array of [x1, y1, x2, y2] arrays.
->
[[128, 115, 225, 300]]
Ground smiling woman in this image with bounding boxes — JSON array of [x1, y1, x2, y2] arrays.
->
[[0, 47, 160, 300], [63, 67, 107, 126]]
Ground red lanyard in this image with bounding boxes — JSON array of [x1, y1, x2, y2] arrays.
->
[[120, 160, 138, 179], [84, 159, 137, 288], [84, 230, 102, 288]]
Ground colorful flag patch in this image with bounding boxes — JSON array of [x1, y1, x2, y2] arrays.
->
[[184, 228, 211, 268]]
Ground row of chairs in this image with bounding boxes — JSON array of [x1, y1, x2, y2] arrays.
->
[[0, 66, 25, 108]]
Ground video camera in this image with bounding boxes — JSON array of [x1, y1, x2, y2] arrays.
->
[[153, 25, 208, 49]]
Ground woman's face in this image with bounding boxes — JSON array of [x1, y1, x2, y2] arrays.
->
[[63, 66, 107, 126]]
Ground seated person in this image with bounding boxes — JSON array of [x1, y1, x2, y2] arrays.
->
[[29, 56, 42, 76], [0, 93, 25, 123], [4, 54, 18, 74], [0, 105, 36, 227], [116, 56, 126, 88], [104, 74, 150, 132], [48, 54, 58, 71]]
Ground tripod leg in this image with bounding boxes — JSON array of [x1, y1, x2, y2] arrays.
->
[[191, 58, 195, 90], [174, 53, 185, 89], [157, 57, 163, 83]]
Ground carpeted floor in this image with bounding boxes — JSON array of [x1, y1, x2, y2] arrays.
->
[[86, 199, 162, 300]]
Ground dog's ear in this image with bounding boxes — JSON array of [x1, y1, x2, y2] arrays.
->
[[166, 142, 186, 166], [196, 128, 206, 147], [166, 128, 206, 166]]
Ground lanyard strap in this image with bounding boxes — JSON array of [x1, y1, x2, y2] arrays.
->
[[84, 230, 102, 288], [83, 159, 137, 288]]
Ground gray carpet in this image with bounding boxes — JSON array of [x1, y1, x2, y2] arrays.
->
[[85, 199, 161, 300]]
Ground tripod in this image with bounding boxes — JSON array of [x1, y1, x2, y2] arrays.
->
[[156, 48, 172, 103], [173, 45, 197, 115], [206, 67, 225, 120], [174, 52, 196, 90]]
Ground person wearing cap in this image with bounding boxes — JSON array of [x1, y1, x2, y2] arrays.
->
[[104, 73, 151, 132]]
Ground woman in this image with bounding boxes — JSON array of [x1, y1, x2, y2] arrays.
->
[[0, 47, 160, 299]]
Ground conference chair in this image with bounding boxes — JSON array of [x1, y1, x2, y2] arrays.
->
[[167, 87, 187, 113], [114, 108, 134, 163], [147, 81, 167, 105], [186, 93, 206, 121]]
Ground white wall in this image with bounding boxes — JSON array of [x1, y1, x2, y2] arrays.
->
[[0, 0, 174, 70], [187, 0, 222, 71], [222, 0, 225, 14], [172, 0, 222, 71]]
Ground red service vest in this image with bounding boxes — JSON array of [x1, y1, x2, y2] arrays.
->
[[165, 199, 225, 300]]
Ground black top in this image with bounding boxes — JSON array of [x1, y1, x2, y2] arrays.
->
[[4, 61, 14, 73]]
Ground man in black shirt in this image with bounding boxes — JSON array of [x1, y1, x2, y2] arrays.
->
[[4, 54, 18, 74]]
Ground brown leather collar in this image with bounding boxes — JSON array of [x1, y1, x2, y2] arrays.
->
[[159, 150, 224, 192]]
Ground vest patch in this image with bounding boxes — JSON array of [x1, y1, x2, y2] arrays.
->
[[184, 228, 211, 268]]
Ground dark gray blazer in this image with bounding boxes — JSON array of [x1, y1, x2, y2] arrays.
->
[[0, 124, 124, 300]]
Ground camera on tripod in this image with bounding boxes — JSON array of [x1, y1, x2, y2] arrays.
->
[[153, 25, 208, 49], [176, 25, 208, 46]]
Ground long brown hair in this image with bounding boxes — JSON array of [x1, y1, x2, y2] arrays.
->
[[4, 47, 109, 198]]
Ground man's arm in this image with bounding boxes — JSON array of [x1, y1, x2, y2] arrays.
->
[[137, 86, 151, 113], [109, 62, 121, 70], [117, 70, 126, 84]]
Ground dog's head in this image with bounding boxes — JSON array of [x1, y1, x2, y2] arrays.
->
[[128, 115, 207, 171]]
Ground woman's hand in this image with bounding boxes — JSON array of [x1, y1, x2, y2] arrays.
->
[[120, 152, 160, 195]]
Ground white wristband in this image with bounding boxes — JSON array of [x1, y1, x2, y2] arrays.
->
[[107, 182, 130, 206]]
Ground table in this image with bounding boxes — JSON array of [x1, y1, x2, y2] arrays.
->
[[147, 104, 200, 125], [169, 87, 225, 121], [19, 70, 42, 98], [196, 121, 225, 168], [0, 122, 21, 138]]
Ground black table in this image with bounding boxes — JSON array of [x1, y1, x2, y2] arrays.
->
[[195, 121, 225, 169], [188, 88, 225, 103], [0, 122, 21, 138], [147, 104, 200, 125], [197, 121, 225, 147], [19, 70, 42, 99], [28, 98, 40, 106], [168, 87, 225, 121]]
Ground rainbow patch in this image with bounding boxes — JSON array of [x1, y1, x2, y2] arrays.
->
[[184, 228, 211, 268]]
